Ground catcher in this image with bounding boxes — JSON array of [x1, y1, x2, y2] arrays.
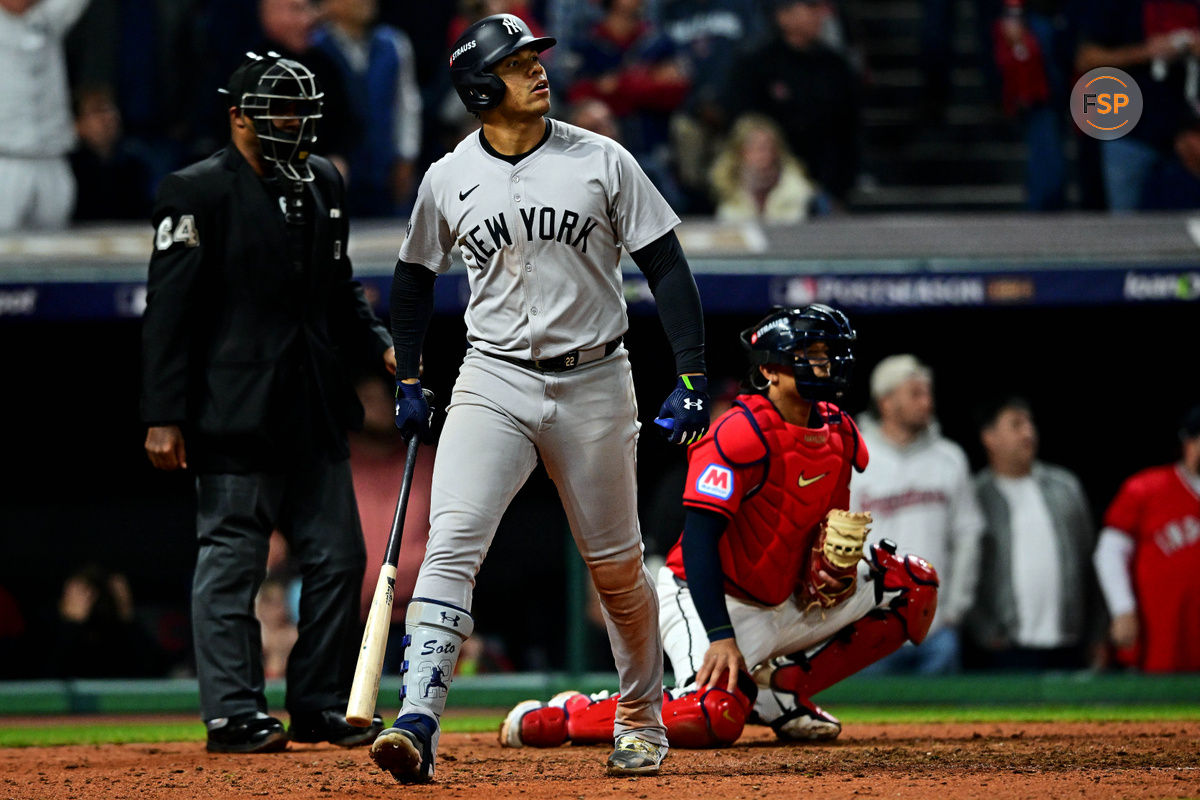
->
[[501, 304, 940, 749]]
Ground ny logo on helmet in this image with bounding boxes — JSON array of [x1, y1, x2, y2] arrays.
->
[[684, 398, 705, 411], [502, 17, 522, 35]]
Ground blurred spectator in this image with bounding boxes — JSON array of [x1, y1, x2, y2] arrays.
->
[[199, 0, 355, 170], [255, 576, 298, 680], [1077, 0, 1200, 211], [661, 0, 769, 211], [0, 0, 88, 232], [375, 0, 456, 91], [65, 0, 205, 189], [565, 97, 685, 211], [920, 0, 1005, 122], [566, 0, 690, 188], [1093, 404, 1200, 672], [447, 0, 548, 48], [349, 375, 433, 672], [992, 0, 1068, 210], [566, 96, 622, 140], [722, 0, 861, 208], [69, 85, 154, 221], [708, 113, 820, 223], [851, 355, 985, 674], [257, 0, 355, 168], [966, 396, 1102, 670], [46, 564, 167, 678], [314, 0, 423, 216]]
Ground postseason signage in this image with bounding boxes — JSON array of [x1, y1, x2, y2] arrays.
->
[[3, 267, 1200, 321]]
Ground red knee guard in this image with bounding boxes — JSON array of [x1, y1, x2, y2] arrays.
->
[[772, 541, 939, 698], [663, 671, 756, 748], [558, 672, 756, 748], [871, 541, 939, 644], [525, 706, 568, 746], [563, 692, 622, 745]]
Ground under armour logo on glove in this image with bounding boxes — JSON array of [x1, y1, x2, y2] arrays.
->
[[654, 374, 710, 445], [395, 380, 434, 442]]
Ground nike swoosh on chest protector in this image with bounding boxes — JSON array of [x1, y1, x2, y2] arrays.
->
[[797, 472, 828, 488]]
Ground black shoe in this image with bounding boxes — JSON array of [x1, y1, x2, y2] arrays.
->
[[206, 712, 288, 753], [289, 708, 384, 747]]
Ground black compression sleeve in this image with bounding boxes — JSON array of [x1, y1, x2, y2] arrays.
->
[[389, 259, 436, 378], [629, 231, 706, 375], [680, 508, 734, 642]]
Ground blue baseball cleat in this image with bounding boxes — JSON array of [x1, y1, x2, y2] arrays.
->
[[369, 712, 439, 783]]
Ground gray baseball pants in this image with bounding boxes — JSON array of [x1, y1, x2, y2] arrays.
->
[[412, 347, 666, 745]]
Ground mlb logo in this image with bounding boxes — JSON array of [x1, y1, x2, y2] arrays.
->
[[696, 464, 734, 500]]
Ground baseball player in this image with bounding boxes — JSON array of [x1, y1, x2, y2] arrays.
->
[[368, 13, 710, 783], [1093, 404, 1200, 672], [499, 306, 941, 749]]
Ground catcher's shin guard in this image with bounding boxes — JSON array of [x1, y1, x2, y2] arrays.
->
[[662, 671, 757, 748], [564, 690, 621, 744], [553, 673, 756, 749], [498, 691, 580, 748], [769, 540, 938, 702]]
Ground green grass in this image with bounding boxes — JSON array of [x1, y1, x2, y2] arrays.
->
[[2, 705, 1197, 748]]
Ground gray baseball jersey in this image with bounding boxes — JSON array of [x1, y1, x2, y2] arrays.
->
[[399, 119, 679, 359]]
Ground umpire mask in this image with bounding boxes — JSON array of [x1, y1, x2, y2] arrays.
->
[[223, 52, 324, 182]]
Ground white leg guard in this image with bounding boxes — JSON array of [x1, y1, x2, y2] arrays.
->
[[371, 598, 474, 783], [399, 598, 475, 719]]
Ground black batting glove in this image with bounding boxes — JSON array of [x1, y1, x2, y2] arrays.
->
[[654, 374, 710, 445], [394, 380, 432, 442]]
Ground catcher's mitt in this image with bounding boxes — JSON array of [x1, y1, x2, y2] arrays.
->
[[800, 509, 872, 611]]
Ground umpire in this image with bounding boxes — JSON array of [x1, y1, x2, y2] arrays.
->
[[141, 52, 393, 753]]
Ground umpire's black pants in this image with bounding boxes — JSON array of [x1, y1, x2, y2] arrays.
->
[[193, 458, 366, 722]]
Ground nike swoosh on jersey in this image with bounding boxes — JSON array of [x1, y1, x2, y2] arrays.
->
[[459, 184, 480, 201], [797, 472, 828, 488]]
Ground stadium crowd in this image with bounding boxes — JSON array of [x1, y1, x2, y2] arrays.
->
[[6, 0, 1200, 233]]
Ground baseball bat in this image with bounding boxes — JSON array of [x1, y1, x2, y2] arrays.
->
[[346, 430, 423, 727]]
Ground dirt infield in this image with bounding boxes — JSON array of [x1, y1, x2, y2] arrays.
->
[[2, 720, 1197, 800]]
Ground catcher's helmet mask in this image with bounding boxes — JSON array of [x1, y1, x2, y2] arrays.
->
[[740, 304, 856, 402], [221, 51, 324, 182], [449, 14, 556, 113]]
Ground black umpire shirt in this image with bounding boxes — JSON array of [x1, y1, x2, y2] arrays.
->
[[141, 147, 391, 473]]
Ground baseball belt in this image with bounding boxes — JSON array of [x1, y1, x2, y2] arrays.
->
[[483, 337, 622, 373]]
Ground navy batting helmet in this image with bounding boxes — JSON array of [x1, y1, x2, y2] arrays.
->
[[740, 304, 856, 401], [449, 14, 556, 113]]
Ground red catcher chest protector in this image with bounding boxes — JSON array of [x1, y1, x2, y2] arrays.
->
[[672, 394, 867, 607]]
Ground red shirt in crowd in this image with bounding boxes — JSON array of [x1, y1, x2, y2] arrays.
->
[[1104, 464, 1200, 672]]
